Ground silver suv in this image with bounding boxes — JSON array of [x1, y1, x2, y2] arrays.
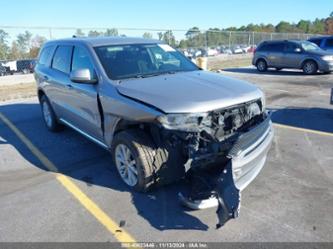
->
[[35, 37, 273, 225], [253, 40, 333, 74]]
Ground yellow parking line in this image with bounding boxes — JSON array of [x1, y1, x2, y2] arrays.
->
[[0, 112, 137, 243], [273, 123, 333, 137]]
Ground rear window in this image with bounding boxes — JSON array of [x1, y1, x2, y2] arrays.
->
[[325, 38, 333, 48], [51, 46, 73, 74], [39, 46, 54, 65]]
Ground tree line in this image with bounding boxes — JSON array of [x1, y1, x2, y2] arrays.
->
[[0, 12, 332, 61]]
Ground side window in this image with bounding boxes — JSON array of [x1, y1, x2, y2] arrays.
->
[[267, 43, 284, 52], [39, 46, 54, 65], [284, 43, 299, 53], [52, 46, 73, 74], [72, 46, 94, 75], [325, 38, 333, 48], [309, 39, 322, 47]]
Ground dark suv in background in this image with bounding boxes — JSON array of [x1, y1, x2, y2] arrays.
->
[[309, 36, 333, 52], [253, 40, 333, 74]]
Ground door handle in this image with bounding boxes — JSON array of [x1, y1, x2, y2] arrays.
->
[[43, 75, 48, 80]]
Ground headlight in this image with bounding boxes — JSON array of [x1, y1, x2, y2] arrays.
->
[[322, 55, 333, 61], [261, 96, 266, 112], [247, 102, 261, 118], [258, 90, 266, 112], [157, 113, 211, 132]]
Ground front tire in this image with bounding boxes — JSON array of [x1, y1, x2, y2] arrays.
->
[[256, 59, 267, 72], [40, 95, 63, 132], [302, 60, 318, 75], [111, 130, 166, 192]]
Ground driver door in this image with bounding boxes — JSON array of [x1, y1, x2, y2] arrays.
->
[[63, 45, 103, 141]]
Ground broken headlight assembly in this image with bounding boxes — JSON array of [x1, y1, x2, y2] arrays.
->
[[157, 113, 212, 132], [246, 101, 261, 120]]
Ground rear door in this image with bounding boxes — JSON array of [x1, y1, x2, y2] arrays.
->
[[323, 38, 333, 52], [282, 42, 304, 68], [48, 45, 74, 120], [266, 42, 284, 67]]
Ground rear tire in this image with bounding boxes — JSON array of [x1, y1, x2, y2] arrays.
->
[[256, 59, 267, 72], [302, 60, 318, 75], [40, 95, 63, 132], [111, 130, 168, 192]]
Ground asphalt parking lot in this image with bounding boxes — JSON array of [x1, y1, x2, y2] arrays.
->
[[0, 67, 332, 242]]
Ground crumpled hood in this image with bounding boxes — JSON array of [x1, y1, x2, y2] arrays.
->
[[116, 70, 263, 113]]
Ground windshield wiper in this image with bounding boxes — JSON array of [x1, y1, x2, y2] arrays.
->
[[117, 70, 186, 81]]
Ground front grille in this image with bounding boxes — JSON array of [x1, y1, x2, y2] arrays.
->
[[228, 114, 271, 158]]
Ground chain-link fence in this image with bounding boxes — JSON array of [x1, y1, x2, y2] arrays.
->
[[0, 26, 321, 75]]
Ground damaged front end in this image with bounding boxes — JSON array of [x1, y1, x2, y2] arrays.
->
[[153, 99, 274, 228]]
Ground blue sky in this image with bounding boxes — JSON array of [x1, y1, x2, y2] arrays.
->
[[0, 0, 331, 40]]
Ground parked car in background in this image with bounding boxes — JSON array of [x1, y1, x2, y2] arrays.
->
[[1, 59, 37, 75], [220, 47, 233, 55], [241, 45, 251, 53], [232, 46, 244, 54], [2, 61, 17, 75], [35, 37, 273, 227], [309, 36, 333, 52], [16, 59, 37, 74], [253, 40, 333, 74], [0, 63, 6, 76], [207, 48, 219, 56], [247, 45, 256, 53]]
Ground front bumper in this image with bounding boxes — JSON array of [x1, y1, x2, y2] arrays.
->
[[229, 114, 274, 190], [319, 61, 333, 72], [179, 114, 274, 210]]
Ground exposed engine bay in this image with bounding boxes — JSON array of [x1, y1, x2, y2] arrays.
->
[[148, 99, 270, 228]]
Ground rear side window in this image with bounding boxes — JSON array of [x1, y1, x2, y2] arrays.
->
[[325, 38, 333, 48], [39, 46, 54, 65], [258, 42, 284, 52], [309, 39, 322, 47], [266, 43, 284, 52], [52, 46, 73, 74]]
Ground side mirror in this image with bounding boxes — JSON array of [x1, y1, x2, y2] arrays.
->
[[70, 69, 97, 84], [295, 48, 302, 53]]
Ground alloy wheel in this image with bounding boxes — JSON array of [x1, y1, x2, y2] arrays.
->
[[115, 144, 138, 186]]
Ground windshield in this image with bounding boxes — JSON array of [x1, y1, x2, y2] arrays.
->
[[95, 43, 199, 80], [300, 41, 321, 51]]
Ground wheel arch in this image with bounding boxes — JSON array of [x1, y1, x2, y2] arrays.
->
[[104, 116, 156, 148], [37, 88, 46, 102], [254, 57, 268, 66], [301, 58, 319, 69]]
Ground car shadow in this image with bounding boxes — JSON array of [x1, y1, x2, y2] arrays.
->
[[223, 67, 324, 76], [2, 103, 332, 231], [0, 103, 209, 231], [270, 107, 333, 133]]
